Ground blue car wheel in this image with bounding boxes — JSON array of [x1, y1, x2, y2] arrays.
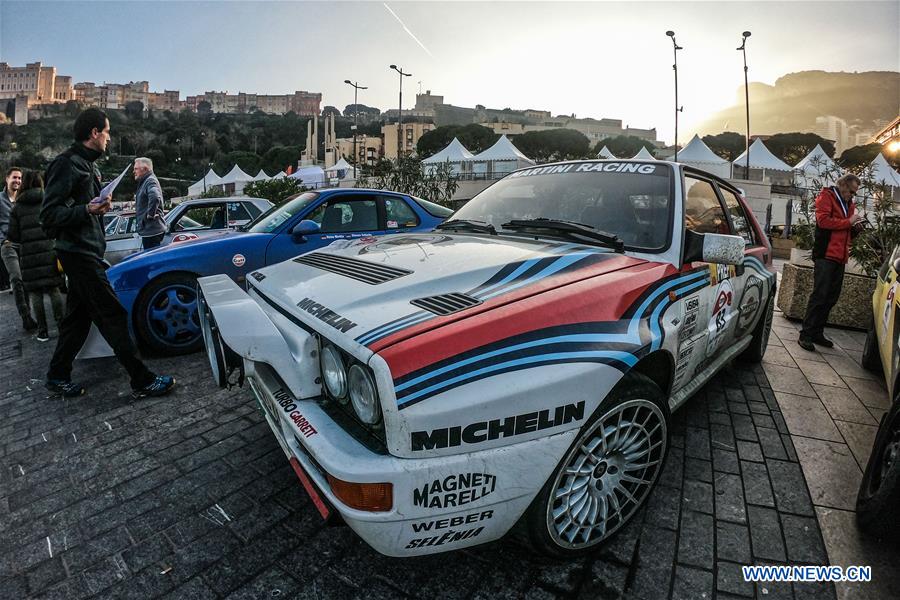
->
[[134, 273, 203, 355]]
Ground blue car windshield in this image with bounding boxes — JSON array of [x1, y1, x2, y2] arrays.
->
[[247, 192, 320, 234]]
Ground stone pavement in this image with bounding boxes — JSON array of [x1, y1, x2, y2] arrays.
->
[[0, 288, 890, 600], [765, 307, 900, 600]]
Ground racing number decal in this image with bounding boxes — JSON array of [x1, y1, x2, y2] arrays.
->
[[706, 279, 734, 356], [882, 283, 897, 339]]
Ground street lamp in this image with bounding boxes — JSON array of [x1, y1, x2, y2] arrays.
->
[[737, 31, 752, 178], [665, 31, 683, 162], [344, 79, 368, 178], [389, 64, 412, 158]]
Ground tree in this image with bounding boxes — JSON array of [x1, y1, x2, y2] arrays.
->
[[701, 132, 746, 161], [322, 105, 342, 118], [765, 132, 835, 166], [125, 101, 144, 119], [515, 129, 591, 162], [197, 101, 212, 116], [343, 104, 381, 120], [243, 177, 306, 205], [593, 135, 657, 160], [261, 145, 301, 175], [64, 100, 84, 117], [356, 156, 459, 207], [214, 150, 260, 176], [839, 143, 887, 170], [145, 148, 168, 170], [417, 124, 498, 158]]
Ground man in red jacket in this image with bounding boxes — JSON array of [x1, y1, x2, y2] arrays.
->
[[799, 174, 863, 351]]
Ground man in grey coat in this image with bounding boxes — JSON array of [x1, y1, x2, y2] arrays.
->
[[133, 157, 167, 250]]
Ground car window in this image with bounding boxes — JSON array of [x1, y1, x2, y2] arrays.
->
[[244, 202, 264, 219], [684, 177, 729, 235], [384, 196, 419, 229], [124, 216, 137, 235], [410, 195, 454, 218], [105, 216, 119, 236], [451, 163, 673, 251], [247, 192, 320, 234], [720, 188, 755, 245], [227, 202, 252, 224], [174, 204, 226, 231], [308, 198, 379, 233]]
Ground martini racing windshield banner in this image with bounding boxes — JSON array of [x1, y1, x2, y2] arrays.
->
[[507, 162, 669, 178]]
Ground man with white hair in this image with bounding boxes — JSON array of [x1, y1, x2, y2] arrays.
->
[[133, 157, 167, 249]]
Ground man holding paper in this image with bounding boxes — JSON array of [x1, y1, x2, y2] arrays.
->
[[41, 108, 175, 399]]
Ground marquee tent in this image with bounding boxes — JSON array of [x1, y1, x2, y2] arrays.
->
[[252, 169, 271, 182], [793, 145, 841, 190], [596, 146, 615, 159], [288, 165, 326, 188], [187, 168, 223, 197], [219, 164, 254, 194], [325, 158, 355, 180], [273, 171, 286, 179], [423, 137, 475, 175], [470, 135, 534, 175], [676, 135, 730, 178], [869, 152, 900, 188], [632, 147, 656, 160], [732, 138, 792, 172]]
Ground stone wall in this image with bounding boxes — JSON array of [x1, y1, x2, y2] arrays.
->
[[777, 262, 875, 329]]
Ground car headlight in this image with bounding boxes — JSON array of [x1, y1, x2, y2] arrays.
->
[[320, 343, 348, 401], [349, 364, 381, 424]]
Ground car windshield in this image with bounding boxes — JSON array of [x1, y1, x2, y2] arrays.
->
[[450, 162, 673, 251], [246, 192, 320, 234]]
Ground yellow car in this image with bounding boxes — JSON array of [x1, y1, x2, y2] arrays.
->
[[858, 248, 900, 538]]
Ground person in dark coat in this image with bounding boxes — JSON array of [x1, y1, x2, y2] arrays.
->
[[6, 171, 65, 342]]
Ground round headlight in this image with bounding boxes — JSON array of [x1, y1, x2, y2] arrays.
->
[[349, 365, 381, 424], [320, 343, 347, 400]]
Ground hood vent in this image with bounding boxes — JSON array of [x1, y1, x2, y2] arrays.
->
[[411, 292, 482, 315], [293, 252, 412, 285]]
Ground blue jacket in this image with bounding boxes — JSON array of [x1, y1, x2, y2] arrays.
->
[[134, 173, 166, 237]]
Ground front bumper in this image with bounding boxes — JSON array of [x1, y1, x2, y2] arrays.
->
[[197, 274, 577, 556]]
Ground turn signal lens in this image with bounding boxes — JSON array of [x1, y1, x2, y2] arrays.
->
[[327, 474, 393, 511]]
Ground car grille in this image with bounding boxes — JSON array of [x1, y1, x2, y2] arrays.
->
[[410, 293, 482, 315], [293, 252, 412, 285]]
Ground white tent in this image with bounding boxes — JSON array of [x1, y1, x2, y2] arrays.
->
[[732, 138, 792, 172], [187, 168, 223, 197], [288, 165, 326, 189], [325, 158, 355, 181], [632, 147, 656, 160], [273, 171, 286, 180], [596, 146, 616, 159], [252, 169, 271, 182], [423, 137, 475, 175], [470, 135, 535, 175], [793, 145, 841, 190], [869, 152, 900, 187], [676, 135, 731, 178], [219, 164, 254, 194]]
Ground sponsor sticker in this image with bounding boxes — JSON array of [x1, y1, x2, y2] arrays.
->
[[883, 283, 897, 338], [709, 263, 736, 286], [232, 254, 246, 267], [387, 220, 399, 229], [674, 340, 695, 386], [296, 298, 357, 333], [679, 294, 701, 341], [413, 473, 497, 509], [507, 162, 664, 178], [265, 388, 318, 438], [405, 510, 494, 549], [706, 279, 734, 356], [735, 275, 764, 337]]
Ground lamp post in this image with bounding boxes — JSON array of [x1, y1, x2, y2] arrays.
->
[[389, 64, 412, 158], [344, 79, 368, 178], [737, 31, 752, 178], [665, 31, 683, 162]]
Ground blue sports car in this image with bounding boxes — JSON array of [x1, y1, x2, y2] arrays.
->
[[107, 188, 452, 355]]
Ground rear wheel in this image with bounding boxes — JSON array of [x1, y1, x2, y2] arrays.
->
[[861, 319, 883, 374], [856, 399, 900, 540], [134, 273, 203, 355], [740, 295, 774, 363], [523, 373, 669, 557]]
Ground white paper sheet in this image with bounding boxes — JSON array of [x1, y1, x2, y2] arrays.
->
[[94, 162, 132, 203]]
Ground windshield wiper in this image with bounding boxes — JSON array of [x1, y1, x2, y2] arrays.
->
[[435, 219, 497, 235], [500, 218, 624, 252]]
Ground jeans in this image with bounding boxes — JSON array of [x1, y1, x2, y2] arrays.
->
[[141, 233, 165, 250], [1, 242, 31, 320], [800, 258, 845, 340], [29, 287, 64, 333], [47, 251, 155, 390]]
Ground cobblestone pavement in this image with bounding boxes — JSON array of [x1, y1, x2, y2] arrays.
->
[[0, 291, 853, 600]]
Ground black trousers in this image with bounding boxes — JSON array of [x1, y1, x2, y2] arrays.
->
[[48, 251, 154, 390], [800, 258, 845, 340], [141, 233, 165, 250]]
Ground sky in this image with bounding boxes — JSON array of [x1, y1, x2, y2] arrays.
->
[[1, 0, 897, 144]]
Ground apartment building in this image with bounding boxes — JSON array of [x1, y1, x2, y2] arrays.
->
[[74, 81, 149, 110], [184, 90, 322, 116], [0, 62, 73, 106]]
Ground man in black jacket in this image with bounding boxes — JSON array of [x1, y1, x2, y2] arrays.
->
[[41, 108, 176, 398]]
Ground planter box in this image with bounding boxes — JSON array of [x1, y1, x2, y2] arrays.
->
[[770, 236, 794, 259], [788, 248, 871, 277], [777, 262, 875, 330]]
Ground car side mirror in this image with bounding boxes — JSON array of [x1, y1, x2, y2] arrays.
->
[[684, 230, 746, 266], [290, 219, 321, 243]]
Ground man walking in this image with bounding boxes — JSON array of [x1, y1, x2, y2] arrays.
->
[[1, 166, 38, 330], [799, 174, 863, 351], [41, 108, 175, 398], [133, 157, 167, 249]]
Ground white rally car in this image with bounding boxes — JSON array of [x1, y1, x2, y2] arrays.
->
[[197, 160, 775, 557]]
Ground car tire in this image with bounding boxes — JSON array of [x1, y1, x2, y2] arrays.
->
[[739, 295, 774, 363], [856, 398, 900, 540], [861, 319, 883, 374], [134, 273, 203, 356], [521, 372, 670, 558]]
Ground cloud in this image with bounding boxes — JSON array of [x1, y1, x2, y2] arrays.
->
[[383, 3, 433, 58]]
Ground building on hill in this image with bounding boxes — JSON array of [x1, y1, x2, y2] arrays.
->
[[74, 81, 149, 110], [184, 90, 321, 116], [382, 122, 435, 159], [0, 62, 73, 106], [148, 90, 183, 112]]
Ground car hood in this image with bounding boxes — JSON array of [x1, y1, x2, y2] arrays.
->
[[249, 232, 646, 349]]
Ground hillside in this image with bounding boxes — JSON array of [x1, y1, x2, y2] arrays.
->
[[693, 70, 899, 136]]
